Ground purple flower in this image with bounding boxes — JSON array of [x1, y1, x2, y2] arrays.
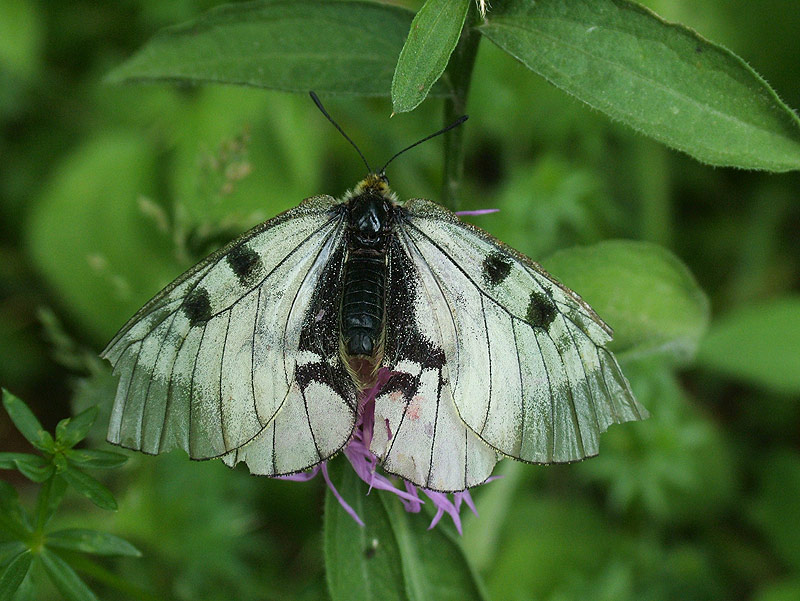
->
[[279, 368, 496, 534]]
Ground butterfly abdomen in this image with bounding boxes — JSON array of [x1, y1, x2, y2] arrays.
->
[[341, 253, 386, 357]]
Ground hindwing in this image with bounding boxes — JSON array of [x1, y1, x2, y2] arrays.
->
[[395, 199, 648, 465]]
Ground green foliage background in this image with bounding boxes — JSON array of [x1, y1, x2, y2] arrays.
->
[[1, 0, 799, 599]]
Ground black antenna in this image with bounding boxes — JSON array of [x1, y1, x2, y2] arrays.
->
[[309, 91, 372, 173], [379, 115, 468, 175]]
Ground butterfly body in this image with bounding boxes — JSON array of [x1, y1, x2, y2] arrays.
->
[[102, 175, 647, 492]]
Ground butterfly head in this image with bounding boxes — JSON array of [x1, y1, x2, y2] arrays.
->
[[346, 174, 396, 249]]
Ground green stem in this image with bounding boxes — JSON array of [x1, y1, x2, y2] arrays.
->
[[441, 7, 482, 210]]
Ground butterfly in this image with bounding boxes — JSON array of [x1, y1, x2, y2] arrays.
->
[[102, 97, 647, 493]]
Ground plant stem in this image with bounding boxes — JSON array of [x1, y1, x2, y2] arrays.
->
[[441, 8, 482, 210]]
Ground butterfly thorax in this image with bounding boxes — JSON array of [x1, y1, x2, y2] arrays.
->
[[339, 175, 396, 389]]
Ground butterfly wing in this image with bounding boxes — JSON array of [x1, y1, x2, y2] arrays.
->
[[368, 235, 499, 492], [396, 198, 647, 465], [102, 196, 358, 475]]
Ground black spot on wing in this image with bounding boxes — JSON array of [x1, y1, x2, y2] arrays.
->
[[526, 290, 557, 330], [183, 288, 211, 326], [226, 244, 262, 286], [481, 251, 513, 287]]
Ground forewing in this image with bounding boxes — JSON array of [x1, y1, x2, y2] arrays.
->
[[369, 235, 498, 492], [398, 198, 647, 464], [102, 196, 357, 468]]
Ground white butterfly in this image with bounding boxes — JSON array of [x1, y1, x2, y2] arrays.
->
[[103, 95, 646, 492], [102, 166, 647, 492]]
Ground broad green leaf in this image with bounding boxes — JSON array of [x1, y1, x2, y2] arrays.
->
[[382, 498, 487, 601], [480, 0, 800, 171], [108, 0, 420, 96], [324, 461, 407, 601], [541, 240, 709, 361], [59, 468, 117, 511], [46, 529, 141, 557], [0, 550, 32, 601], [324, 459, 486, 601], [0, 482, 30, 538], [751, 451, 800, 570], [26, 132, 177, 341], [2, 389, 54, 451], [65, 449, 127, 469], [391, 0, 470, 112], [34, 476, 67, 531], [695, 297, 800, 394], [38, 548, 99, 601], [55, 407, 98, 449]]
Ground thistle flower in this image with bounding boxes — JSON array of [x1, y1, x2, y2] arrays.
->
[[281, 368, 497, 534]]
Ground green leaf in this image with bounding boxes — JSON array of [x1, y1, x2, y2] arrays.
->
[[65, 449, 127, 470], [25, 132, 177, 341], [541, 240, 709, 361], [0, 550, 32, 601], [324, 462, 407, 601], [38, 548, 99, 601], [34, 476, 67, 531], [46, 529, 141, 557], [391, 0, 470, 113], [108, 0, 422, 96], [480, 0, 800, 171], [751, 451, 800, 571], [2, 389, 54, 451], [59, 468, 117, 511], [324, 459, 486, 601], [2, 453, 53, 483], [695, 297, 800, 394], [0, 481, 31, 538], [55, 407, 98, 449]]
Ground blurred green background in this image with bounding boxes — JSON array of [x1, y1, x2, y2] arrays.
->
[[1, 0, 799, 600]]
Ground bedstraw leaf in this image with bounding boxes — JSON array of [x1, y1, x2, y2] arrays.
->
[[391, 0, 471, 113], [108, 0, 423, 96], [479, 0, 800, 171], [0, 551, 33, 601], [38, 549, 99, 601], [46, 529, 141, 557]]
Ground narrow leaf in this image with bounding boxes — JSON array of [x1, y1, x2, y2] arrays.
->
[[391, 0, 470, 113], [2, 389, 54, 451], [59, 468, 117, 511], [35, 476, 68, 531], [0, 482, 31, 538], [696, 297, 800, 394], [46, 529, 141, 557], [480, 0, 800, 171], [0, 551, 32, 601], [39, 548, 99, 601], [108, 0, 423, 96], [55, 407, 98, 449], [541, 240, 709, 361], [0, 453, 54, 483], [65, 449, 128, 469]]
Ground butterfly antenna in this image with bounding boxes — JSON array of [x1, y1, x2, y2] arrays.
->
[[309, 91, 372, 173], [379, 115, 468, 175]]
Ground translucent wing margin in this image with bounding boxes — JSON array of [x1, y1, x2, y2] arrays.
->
[[102, 196, 358, 474], [398, 199, 647, 464]]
